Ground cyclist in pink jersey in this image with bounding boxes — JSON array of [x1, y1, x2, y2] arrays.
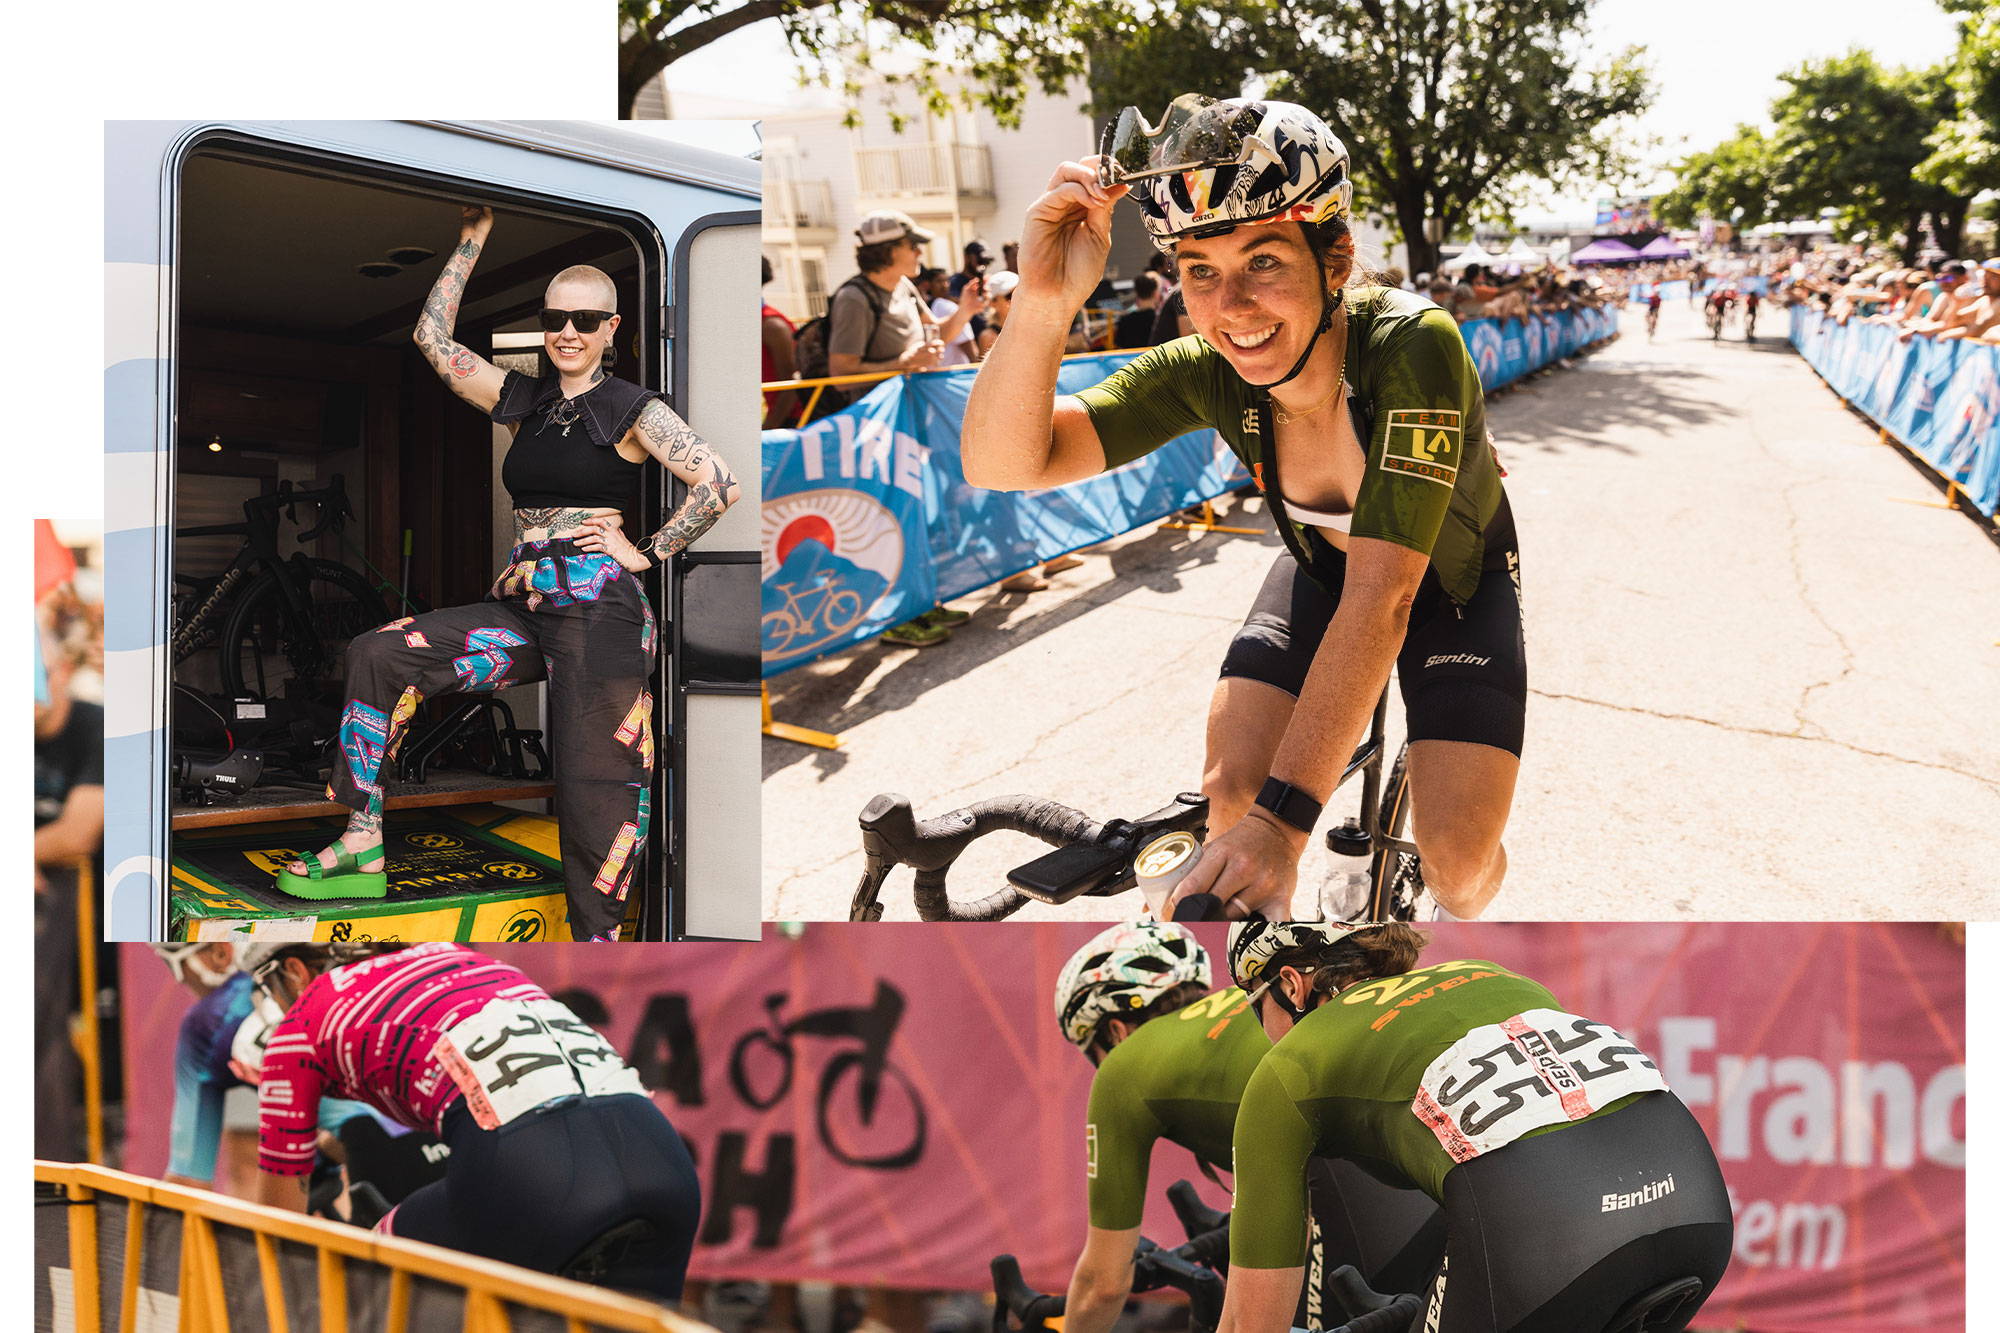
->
[[243, 941, 701, 1302]]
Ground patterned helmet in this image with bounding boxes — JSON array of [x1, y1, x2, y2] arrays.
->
[[1226, 920, 1362, 993], [1105, 95, 1353, 254], [1054, 920, 1211, 1049], [147, 942, 236, 987], [238, 942, 402, 995]]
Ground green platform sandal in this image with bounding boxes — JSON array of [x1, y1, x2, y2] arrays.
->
[[275, 840, 389, 900]]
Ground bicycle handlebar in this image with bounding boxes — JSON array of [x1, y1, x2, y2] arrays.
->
[[853, 792, 1208, 922], [990, 1236, 1228, 1333]]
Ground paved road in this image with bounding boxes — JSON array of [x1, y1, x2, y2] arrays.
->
[[764, 301, 2000, 921]]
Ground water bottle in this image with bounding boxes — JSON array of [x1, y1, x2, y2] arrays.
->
[[1317, 849, 1372, 923]]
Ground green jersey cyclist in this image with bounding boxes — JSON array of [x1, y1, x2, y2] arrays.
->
[[1219, 922, 1731, 1333], [1056, 922, 1441, 1333], [963, 96, 1525, 921]]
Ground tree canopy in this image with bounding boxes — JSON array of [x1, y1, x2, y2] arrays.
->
[[619, 1, 1114, 123], [625, 0, 1652, 274], [1656, 49, 1978, 261]]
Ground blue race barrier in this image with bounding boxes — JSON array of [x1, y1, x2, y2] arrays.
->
[[763, 307, 1619, 673], [1790, 305, 2000, 518]]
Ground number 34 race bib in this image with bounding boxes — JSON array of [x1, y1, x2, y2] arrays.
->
[[433, 997, 646, 1129], [1412, 1008, 1666, 1163]]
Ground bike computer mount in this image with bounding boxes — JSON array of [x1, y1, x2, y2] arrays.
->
[[1004, 792, 1208, 904]]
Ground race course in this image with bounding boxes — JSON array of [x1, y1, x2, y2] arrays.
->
[[764, 301, 2000, 921]]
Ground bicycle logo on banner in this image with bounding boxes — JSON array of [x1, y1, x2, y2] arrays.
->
[[727, 980, 927, 1170]]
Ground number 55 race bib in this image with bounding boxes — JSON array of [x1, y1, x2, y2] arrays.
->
[[1412, 1009, 1666, 1164], [433, 997, 646, 1129]]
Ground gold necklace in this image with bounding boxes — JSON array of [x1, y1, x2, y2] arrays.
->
[[1271, 305, 1349, 425]]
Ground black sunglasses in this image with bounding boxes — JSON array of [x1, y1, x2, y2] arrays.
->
[[539, 307, 615, 334]]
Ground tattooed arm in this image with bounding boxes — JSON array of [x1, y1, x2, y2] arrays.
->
[[574, 399, 742, 572], [413, 206, 509, 412]]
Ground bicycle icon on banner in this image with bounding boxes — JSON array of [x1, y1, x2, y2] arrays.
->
[[763, 573, 867, 656], [727, 981, 927, 1170]]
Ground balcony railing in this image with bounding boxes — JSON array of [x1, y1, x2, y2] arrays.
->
[[764, 178, 835, 230], [853, 141, 993, 199]]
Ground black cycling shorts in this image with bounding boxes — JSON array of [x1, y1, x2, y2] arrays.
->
[[1301, 1157, 1445, 1329], [1218, 545, 1528, 757], [387, 1093, 702, 1301], [1420, 1091, 1733, 1333]]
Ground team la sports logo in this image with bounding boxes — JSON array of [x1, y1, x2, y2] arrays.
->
[[1380, 410, 1463, 488], [761, 488, 906, 662]]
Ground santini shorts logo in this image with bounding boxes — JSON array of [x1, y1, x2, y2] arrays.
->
[[1424, 653, 1490, 669], [1602, 1174, 1676, 1212], [1380, 409, 1462, 487]]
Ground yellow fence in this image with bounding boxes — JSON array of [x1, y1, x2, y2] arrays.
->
[[35, 1162, 711, 1333]]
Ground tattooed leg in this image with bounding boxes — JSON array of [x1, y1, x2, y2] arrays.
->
[[285, 807, 386, 874]]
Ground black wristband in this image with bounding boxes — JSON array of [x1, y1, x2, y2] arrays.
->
[[1254, 778, 1322, 835]]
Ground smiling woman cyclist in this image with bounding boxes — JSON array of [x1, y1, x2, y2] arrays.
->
[[240, 941, 702, 1301], [1054, 922, 1440, 1333], [1219, 922, 1732, 1333], [963, 96, 1525, 921], [277, 205, 741, 940]]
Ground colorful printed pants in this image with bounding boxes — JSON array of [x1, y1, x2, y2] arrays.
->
[[327, 539, 658, 941]]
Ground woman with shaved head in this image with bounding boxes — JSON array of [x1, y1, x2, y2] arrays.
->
[[277, 205, 740, 940]]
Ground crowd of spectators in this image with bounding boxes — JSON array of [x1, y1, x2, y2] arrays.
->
[[1770, 248, 2000, 345]]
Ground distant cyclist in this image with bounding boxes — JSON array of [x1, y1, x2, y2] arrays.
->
[[1742, 288, 1759, 340], [1055, 922, 1439, 1333], [150, 943, 385, 1196], [1219, 922, 1731, 1333], [1645, 290, 1662, 340], [965, 95, 1526, 922], [242, 942, 702, 1301]]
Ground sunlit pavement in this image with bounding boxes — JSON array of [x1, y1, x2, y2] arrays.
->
[[764, 302, 2000, 922]]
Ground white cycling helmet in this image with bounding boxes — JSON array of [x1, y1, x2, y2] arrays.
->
[[1054, 920, 1210, 1050], [148, 942, 237, 989], [229, 1001, 279, 1084], [1226, 919, 1362, 994], [1104, 95, 1353, 255]]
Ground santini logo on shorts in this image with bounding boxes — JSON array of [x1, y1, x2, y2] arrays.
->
[[1380, 409, 1462, 488], [1602, 1174, 1676, 1212]]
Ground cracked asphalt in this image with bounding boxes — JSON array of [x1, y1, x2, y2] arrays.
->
[[763, 300, 2000, 921]]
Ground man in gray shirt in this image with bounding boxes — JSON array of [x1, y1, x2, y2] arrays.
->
[[828, 211, 982, 377]]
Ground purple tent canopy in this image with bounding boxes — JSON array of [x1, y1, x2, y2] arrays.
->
[[1570, 237, 1643, 264], [1636, 235, 1691, 259]]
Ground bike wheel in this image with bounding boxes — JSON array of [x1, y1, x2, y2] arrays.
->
[[218, 559, 391, 700], [1367, 743, 1425, 922]]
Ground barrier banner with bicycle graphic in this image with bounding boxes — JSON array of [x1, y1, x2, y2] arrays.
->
[[1448, 305, 1615, 394], [761, 354, 1243, 674], [114, 925, 1962, 1326], [1790, 305, 2000, 517]]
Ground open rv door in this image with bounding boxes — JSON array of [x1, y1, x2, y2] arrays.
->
[[104, 120, 760, 941]]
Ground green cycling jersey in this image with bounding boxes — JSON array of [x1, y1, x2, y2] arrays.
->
[[1075, 286, 1505, 605], [1085, 987, 1268, 1230], [1229, 960, 1666, 1269]]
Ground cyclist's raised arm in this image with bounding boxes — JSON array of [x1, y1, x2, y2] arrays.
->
[[412, 206, 508, 413], [963, 160, 1126, 490]]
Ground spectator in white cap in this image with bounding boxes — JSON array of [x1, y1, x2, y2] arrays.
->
[[833, 211, 988, 647], [827, 211, 985, 384]]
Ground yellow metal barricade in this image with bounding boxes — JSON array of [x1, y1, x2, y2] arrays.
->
[[35, 1161, 713, 1333]]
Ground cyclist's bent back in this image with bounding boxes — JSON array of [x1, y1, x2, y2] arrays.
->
[[1232, 955, 1730, 1332], [254, 943, 701, 1300]]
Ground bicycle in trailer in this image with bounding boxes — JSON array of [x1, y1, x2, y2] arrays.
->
[[849, 686, 1425, 922]]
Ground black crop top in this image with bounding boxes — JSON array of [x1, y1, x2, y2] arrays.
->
[[491, 371, 658, 511]]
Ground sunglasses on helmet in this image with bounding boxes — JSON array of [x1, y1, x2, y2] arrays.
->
[[539, 307, 615, 334]]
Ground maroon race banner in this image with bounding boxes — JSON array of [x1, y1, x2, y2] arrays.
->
[[116, 923, 1964, 1331]]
